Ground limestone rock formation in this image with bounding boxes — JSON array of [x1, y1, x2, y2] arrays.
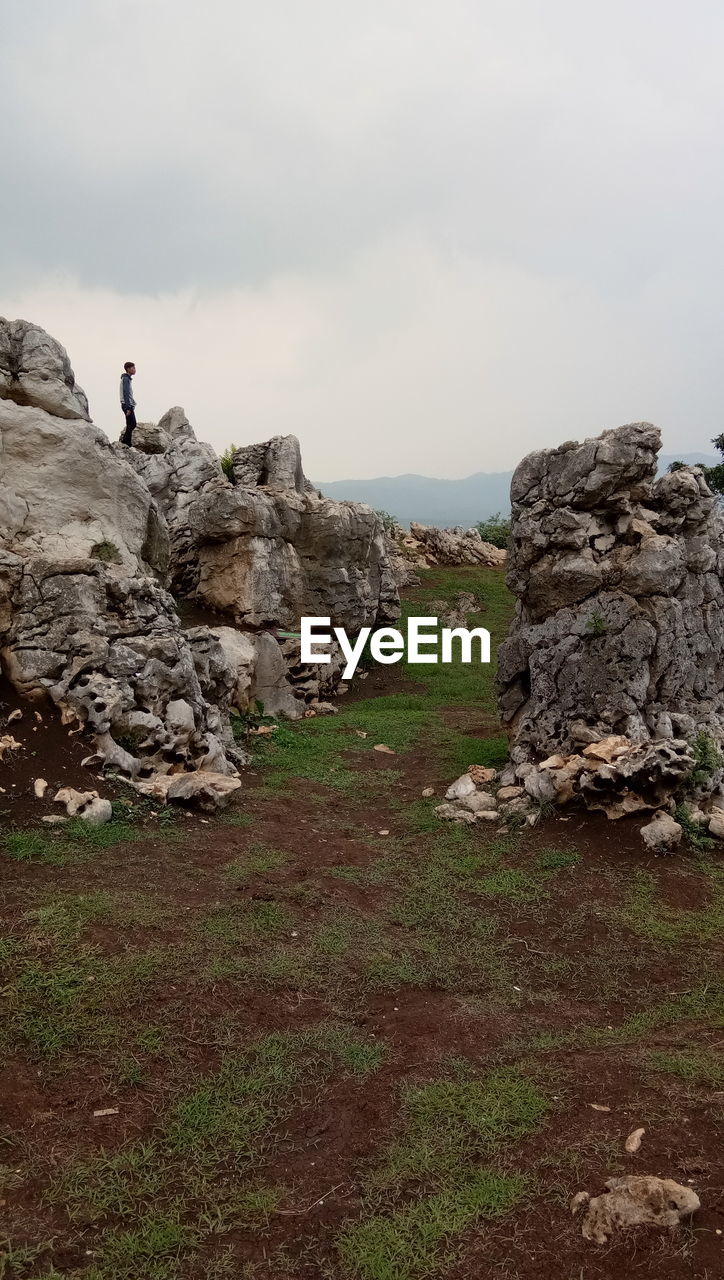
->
[[408, 522, 506, 567], [384, 520, 504, 587], [571, 1176, 700, 1244], [0, 350, 244, 805], [123, 407, 226, 595], [0, 399, 167, 574], [497, 423, 724, 815], [128, 420, 399, 642], [1, 317, 90, 421], [1, 319, 399, 799], [232, 434, 318, 494]]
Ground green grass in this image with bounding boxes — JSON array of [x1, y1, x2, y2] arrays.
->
[[526, 981, 724, 1055], [368, 1070, 548, 1193], [336, 1065, 546, 1280], [337, 1169, 525, 1280], [646, 1047, 724, 1088], [535, 847, 580, 871], [224, 842, 289, 882], [614, 865, 724, 945], [22, 889, 170, 944], [3, 816, 142, 865], [252, 567, 513, 794], [47, 1025, 384, 1278], [2, 947, 166, 1060]]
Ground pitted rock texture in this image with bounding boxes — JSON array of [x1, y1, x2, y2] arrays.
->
[[123, 407, 226, 595], [498, 424, 724, 792], [232, 434, 318, 495], [0, 338, 240, 800], [129, 420, 399, 634], [1, 321, 399, 802], [571, 1177, 700, 1244], [0, 548, 243, 797]]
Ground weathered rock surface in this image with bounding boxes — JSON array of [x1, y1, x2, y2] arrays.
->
[[640, 811, 683, 853], [232, 434, 318, 494], [0, 317, 90, 421], [0, 400, 167, 573], [571, 1176, 700, 1244], [498, 423, 724, 816], [386, 521, 505, 581], [123, 407, 227, 595], [129, 421, 399, 636], [1, 320, 401, 800], [409, 522, 506, 567]]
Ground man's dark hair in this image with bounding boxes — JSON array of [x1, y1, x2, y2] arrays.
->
[[123, 361, 135, 372]]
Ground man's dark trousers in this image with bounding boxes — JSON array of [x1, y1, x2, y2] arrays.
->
[[121, 409, 137, 446]]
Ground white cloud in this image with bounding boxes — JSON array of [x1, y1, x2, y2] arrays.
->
[[3, 1, 724, 476], [6, 235, 720, 478]]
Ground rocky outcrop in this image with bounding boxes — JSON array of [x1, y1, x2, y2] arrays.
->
[[0, 404, 242, 802], [123, 407, 226, 595], [497, 423, 724, 816], [385, 521, 505, 585], [128, 420, 399, 647], [409, 522, 506, 567], [1, 317, 90, 422], [1, 320, 399, 798], [232, 434, 319, 495]]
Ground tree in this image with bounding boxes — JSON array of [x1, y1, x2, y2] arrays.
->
[[703, 434, 724, 496], [476, 511, 511, 549]]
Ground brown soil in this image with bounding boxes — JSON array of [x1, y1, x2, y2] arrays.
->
[[1, 665, 723, 1280]]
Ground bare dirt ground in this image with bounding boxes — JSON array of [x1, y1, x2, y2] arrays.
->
[[1, 568, 723, 1279]]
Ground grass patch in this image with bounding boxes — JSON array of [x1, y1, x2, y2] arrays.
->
[[224, 842, 289, 883], [337, 1064, 546, 1280], [2, 947, 166, 1060], [22, 890, 170, 945], [3, 816, 141, 865], [47, 1025, 384, 1276], [614, 866, 724, 945], [535, 847, 580, 871], [337, 1170, 525, 1280], [647, 1048, 724, 1088], [526, 981, 724, 1055], [253, 567, 513, 795]]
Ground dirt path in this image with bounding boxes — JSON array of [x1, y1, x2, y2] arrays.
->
[[1, 568, 723, 1279]]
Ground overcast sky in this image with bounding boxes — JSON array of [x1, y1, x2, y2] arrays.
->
[[3, 0, 724, 479]]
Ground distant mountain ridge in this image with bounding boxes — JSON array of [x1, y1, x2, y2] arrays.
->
[[315, 453, 716, 528]]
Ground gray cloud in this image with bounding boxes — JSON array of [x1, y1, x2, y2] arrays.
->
[[3, 1, 724, 474]]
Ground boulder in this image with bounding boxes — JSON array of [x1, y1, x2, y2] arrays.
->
[[572, 1177, 700, 1244], [459, 790, 498, 812], [640, 812, 683, 853], [445, 773, 476, 801], [498, 422, 724, 815], [0, 317, 90, 421], [134, 770, 242, 811], [408, 522, 505, 567], [434, 801, 477, 824]]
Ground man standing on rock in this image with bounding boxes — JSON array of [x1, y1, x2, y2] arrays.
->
[[119, 361, 137, 446]]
